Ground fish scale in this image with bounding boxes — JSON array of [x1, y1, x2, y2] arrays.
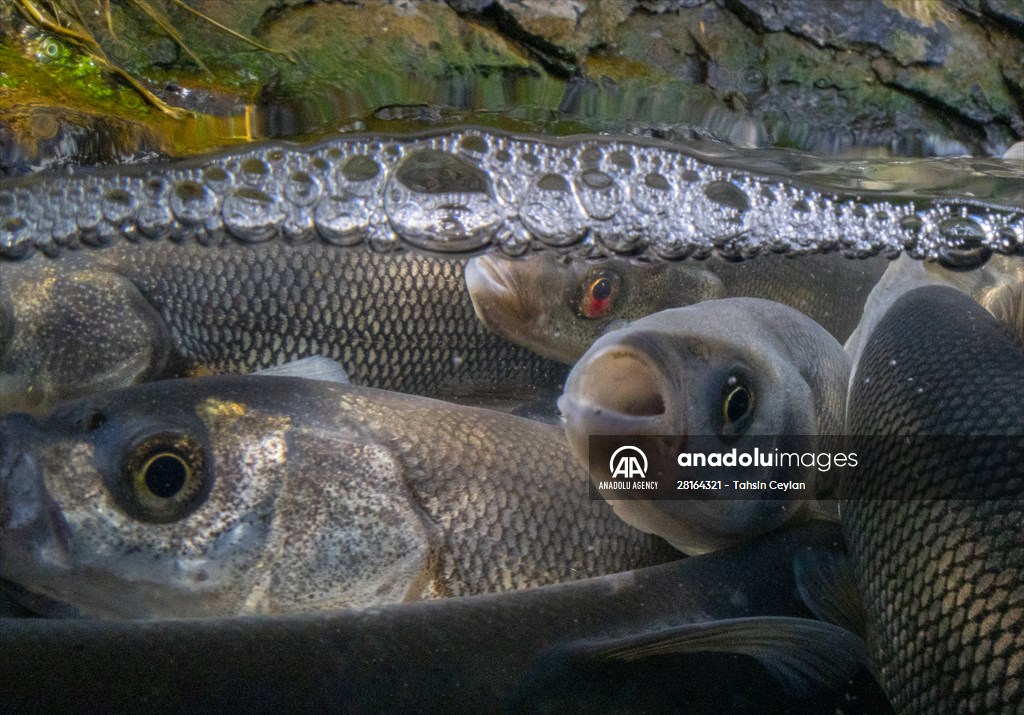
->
[[0, 375, 682, 615], [843, 284, 1024, 713], [0, 240, 569, 412]]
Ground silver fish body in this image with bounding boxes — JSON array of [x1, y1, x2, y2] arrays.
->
[[0, 520, 888, 714], [2, 130, 1020, 264], [467, 250, 887, 363], [559, 298, 851, 555], [0, 241, 567, 414], [0, 375, 678, 617], [842, 284, 1024, 713]]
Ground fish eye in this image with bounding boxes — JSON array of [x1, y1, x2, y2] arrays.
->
[[577, 269, 622, 320], [720, 375, 754, 438], [140, 453, 190, 498], [115, 432, 210, 523]]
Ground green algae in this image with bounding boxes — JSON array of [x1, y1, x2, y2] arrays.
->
[[2, 0, 1020, 164]]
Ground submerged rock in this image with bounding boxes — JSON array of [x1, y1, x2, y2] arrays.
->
[[0, 0, 1021, 166]]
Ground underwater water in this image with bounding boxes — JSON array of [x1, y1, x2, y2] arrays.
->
[[0, 122, 1021, 714], [1, 2, 1023, 712]]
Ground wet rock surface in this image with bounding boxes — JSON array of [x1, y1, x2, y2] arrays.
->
[[0, 0, 1021, 173]]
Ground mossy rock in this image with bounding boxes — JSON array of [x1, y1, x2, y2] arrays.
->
[[1, 0, 1021, 175]]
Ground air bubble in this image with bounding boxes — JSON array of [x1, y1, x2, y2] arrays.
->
[[381, 145, 402, 165], [0, 216, 31, 259], [137, 200, 175, 239], [314, 192, 371, 246], [222, 188, 287, 242], [610, 151, 635, 173], [596, 219, 646, 254], [203, 166, 233, 194], [341, 156, 383, 196], [395, 151, 489, 194], [283, 208, 316, 243], [101, 189, 136, 224], [995, 224, 1022, 253], [284, 171, 321, 207], [145, 177, 167, 196], [240, 158, 270, 184], [704, 181, 750, 212], [575, 170, 621, 220], [386, 151, 501, 252], [936, 217, 991, 271], [51, 213, 78, 247], [496, 223, 533, 256], [651, 227, 696, 260], [457, 134, 488, 159], [900, 214, 923, 231], [518, 174, 588, 246], [367, 224, 399, 252], [632, 173, 674, 216], [169, 181, 218, 225], [521, 153, 541, 173], [76, 200, 103, 232], [579, 147, 603, 166], [342, 155, 381, 182]]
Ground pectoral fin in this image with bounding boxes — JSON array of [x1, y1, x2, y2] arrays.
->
[[254, 356, 350, 383], [569, 616, 868, 697], [793, 546, 868, 637]]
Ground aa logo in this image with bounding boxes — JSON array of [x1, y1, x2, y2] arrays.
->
[[609, 445, 648, 479]]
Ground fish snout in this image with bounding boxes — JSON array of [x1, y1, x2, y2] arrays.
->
[[465, 255, 519, 324], [560, 345, 677, 468], [0, 414, 69, 568], [1, 414, 43, 528]]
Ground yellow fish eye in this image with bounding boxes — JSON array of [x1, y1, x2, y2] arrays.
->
[[116, 432, 210, 523], [137, 452, 191, 499], [720, 376, 755, 438]]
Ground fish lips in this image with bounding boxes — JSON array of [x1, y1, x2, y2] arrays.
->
[[559, 343, 680, 476], [466, 255, 569, 363], [465, 255, 522, 329]]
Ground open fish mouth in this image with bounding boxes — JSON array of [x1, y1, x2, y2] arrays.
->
[[560, 344, 670, 431]]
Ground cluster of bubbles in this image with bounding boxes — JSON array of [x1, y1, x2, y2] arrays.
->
[[1, 130, 1021, 268]]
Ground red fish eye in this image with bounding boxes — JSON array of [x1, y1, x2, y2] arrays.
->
[[578, 272, 619, 319], [590, 277, 612, 301]]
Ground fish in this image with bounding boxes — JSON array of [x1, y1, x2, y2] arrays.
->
[[1, 129, 1018, 264], [0, 240, 568, 414], [844, 254, 1024, 372], [0, 369, 680, 618], [841, 283, 1024, 713], [466, 250, 887, 363], [0, 519, 891, 714], [558, 297, 851, 555]]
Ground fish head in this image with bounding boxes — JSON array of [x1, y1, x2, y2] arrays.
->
[[466, 252, 723, 364], [559, 298, 851, 554], [0, 377, 430, 617], [0, 260, 171, 415], [0, 385, 280, 617]]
